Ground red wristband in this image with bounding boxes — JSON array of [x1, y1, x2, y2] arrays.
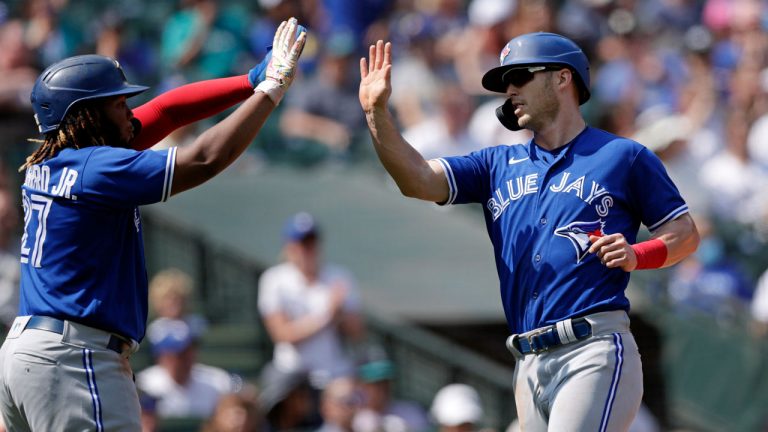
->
[[631, 238, 668, 270]]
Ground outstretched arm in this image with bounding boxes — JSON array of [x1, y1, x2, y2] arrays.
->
[[359, 40, 448, 203], [131, 75, 254, 150], [589, 213, 700, 271], [171, 18, 306, 195], [131, 30, 287, 151]]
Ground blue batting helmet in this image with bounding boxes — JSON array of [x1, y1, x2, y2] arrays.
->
[[30, 55, 149, 134], [481, 32, 591, 104]]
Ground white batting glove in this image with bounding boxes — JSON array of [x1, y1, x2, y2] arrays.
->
[[255, 17, 307, 105]]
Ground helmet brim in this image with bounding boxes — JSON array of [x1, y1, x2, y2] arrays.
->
[[481, 62, 591, 104], [39, 84, 149, 134], [74, 84, 150, 101]]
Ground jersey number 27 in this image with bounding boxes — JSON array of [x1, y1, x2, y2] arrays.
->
[[20, 190, 52, 268]]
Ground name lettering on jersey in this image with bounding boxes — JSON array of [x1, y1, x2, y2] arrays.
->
[[50, 167, 78, 200], [488, 174, 539, 220], [23, 165, 51, 192], [24, 165, 79, 200], [487, 171, 613, 221]]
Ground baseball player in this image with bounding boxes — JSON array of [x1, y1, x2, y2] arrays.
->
[[359, 34, 700, 431], [0, 18, 306, 431]]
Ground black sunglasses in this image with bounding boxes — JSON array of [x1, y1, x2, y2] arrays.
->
[[502, 66, 562, 88]]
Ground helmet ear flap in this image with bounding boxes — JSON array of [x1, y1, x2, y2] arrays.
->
[[495, 99, 522, 131]]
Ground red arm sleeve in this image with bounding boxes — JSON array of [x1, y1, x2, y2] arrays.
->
[[131, 75, 253, 150]]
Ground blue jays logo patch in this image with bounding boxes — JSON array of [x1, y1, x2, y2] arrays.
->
[[500, 43, 511, 65], [554, 220, 605, 263]]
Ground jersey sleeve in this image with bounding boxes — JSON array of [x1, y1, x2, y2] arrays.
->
[[627, 146, 689, 231], [434, 149, 491, 205], [81, 146, 177, 207]]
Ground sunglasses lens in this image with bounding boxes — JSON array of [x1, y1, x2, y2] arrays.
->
[[504, 69, 535, 87]]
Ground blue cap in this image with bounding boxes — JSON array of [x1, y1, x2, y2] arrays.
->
[[147, 318, 195, 355], [282, 212, 319, 242]]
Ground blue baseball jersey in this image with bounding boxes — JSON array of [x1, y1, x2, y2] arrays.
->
[[436, 127, 688, 334], [18, 146, 177, 341]]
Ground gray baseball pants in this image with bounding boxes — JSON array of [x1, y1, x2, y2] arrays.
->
[[509, 310, 643, 432], [0, 316, 142, 431]]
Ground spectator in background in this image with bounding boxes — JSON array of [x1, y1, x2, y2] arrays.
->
[[258, 362, 321, 432], [160, 0, 248, 82], [430, 383, 484, 432], [698, 110, 768, 229], [451, 0, 517, 96], [0, 19, 37, 114], [21, 0, 79, 66], [148, 267, 208, 336], [93, 10, 158, 86], [202, 390, 263, 432], [667, 216, 753, 323], [137, 318, 239, 419], [0, 187, 19, 333], [352, 349, 430, 432], [631, 108, 708, 215], [317, 376, 360, 432], [385, 12, 441, 142], [139, 390, 159, 432], [279, 31, 368, 164], [402, 81, 482, 160], [258, 212, 365, 389]]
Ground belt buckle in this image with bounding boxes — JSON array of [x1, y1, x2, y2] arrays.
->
[[526, 330, 548, 354]]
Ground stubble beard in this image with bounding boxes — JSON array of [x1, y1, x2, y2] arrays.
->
[[520, 76, 560, 132]]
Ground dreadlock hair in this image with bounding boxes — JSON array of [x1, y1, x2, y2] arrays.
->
[[20, 99, 121, 171]]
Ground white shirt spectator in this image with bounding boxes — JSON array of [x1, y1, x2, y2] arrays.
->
[[137, 363, 236, 418], [698, 150, 768, 227], [258, 261, 361, 385]]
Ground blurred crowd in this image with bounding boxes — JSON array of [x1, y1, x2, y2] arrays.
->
[[3, 0, 768, 430]]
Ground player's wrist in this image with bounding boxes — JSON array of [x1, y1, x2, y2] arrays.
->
[[255, 80, 285, 105], [631, 238, 667, 270], [248, 49, 273, 88]]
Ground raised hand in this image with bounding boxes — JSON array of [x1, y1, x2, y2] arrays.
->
[[255, 18, 307, 104], [359, 40, 392, 114], [248, 24, 307, 88]]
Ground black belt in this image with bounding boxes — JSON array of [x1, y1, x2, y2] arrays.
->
[[25, 316, 131, 355], [512, 318, 592, 355]]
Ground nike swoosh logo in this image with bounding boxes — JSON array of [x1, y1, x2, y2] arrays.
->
[[508, 157, 529, 165]]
